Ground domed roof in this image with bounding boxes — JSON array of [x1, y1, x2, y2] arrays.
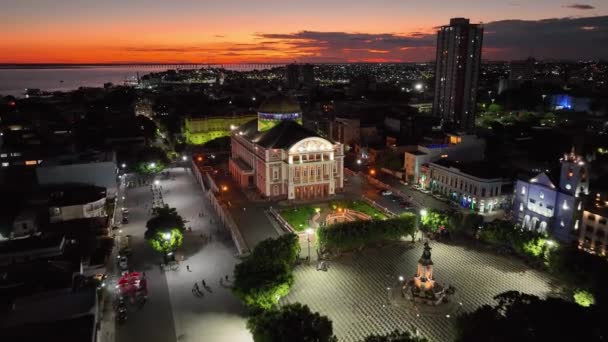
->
[[258, 94, 301, 114]]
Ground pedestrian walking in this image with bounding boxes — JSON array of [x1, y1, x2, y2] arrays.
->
[[225, 274, 229, 281], [202, 279, 206, 287], [187, 265, 191, 272]]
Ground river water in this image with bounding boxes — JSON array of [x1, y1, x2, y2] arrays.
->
[[0, 66, 165, 97]]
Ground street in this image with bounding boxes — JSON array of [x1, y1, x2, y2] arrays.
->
[[112, 167, 250, 342]]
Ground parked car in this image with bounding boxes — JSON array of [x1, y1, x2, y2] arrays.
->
[[380, 190, 393, 196]]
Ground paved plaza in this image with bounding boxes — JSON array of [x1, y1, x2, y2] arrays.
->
[[281, 241, 563, 342], [161, 167, 251, 342]]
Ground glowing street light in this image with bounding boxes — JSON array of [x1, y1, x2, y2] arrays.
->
[[163, 232, 172, 241], [121, 163, 126, 169], [182, 155, 187, 161], [369, 169, 376, 176], [305, 228, 314, 263], [414, 83, 423, 91], [398, 275, 404, 282], [154, 180, 160, 186], [149, 162, 156, 168], [356, 159, 362, 165], [420, 209, 428, 217], [221, 185, 228, 192], [546, 240, 555, 247]]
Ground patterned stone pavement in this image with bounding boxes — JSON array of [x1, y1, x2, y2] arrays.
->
[[281, 241, 564, 342]]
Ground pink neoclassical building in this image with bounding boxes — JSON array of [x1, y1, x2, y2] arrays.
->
[[229, 94, 344, 200]]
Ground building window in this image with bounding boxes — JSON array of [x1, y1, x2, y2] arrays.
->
[[539, 192, 544, 199], [519, 203, 524, 212], [562, 200, 569, 210], [565, 184, 572, 190], [529, 198, 536, 204]]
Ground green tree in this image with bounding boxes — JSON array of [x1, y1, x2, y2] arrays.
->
[[232, 234, 300, 309], [420, 210, 450, 232], [363, 330, 427, 342], [148, 228, 183, 253], [316, 216, 416, 252], [456, 291, 605, 342], [573, 289, 595, 307], [252, 234, 300, 267], [247, 303, 337, 342], [233, 257, 294, 309], [145, 205, 185, 239]]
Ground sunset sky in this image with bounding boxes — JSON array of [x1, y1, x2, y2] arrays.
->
[[1, 0, 607, 63]]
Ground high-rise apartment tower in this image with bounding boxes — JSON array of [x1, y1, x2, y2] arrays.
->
[[433, 18, 483, 130]]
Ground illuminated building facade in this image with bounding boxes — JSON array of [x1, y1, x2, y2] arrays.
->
[[229, 96, 343, 200], [428, 159, 511, 213], [184, 115, 256, 145], [512, 149, 589, 242]]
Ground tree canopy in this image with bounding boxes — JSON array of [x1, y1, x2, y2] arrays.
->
[[148, 228, 183, 254], [456, 291, 606, 342], [316, 215, 416, 252], [233, 234, 300, 310], [145, 205, 185, 239], [247, 303, 337, 342]]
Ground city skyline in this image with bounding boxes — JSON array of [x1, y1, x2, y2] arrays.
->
[[1, 0, 607, 63]]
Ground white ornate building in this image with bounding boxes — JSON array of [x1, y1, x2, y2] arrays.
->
[[229, 95, 344, 200], [512, 149, 589, 242]]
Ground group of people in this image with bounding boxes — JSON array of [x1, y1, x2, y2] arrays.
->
[[192, 275, 231, 297]]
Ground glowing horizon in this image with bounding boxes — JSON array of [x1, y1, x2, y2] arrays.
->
[[1, 0, 607, 63]]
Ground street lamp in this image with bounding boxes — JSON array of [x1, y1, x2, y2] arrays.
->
[[154, 180, 160, 186], [163, 232, 171, 240], [182, 155, 187, 161], [414, 83, 423, 91], [416, 209, 428, 241], [305, 228, 314, 263], [356, 159, 362, 165], [221, 185, 228, 192], [149, 162, 156, 169], [121, 163, 126, 169]]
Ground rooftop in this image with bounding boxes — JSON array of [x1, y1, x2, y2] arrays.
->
[[43, 184, 107, 207], [236, 119, 325, 149], [0, 234, 65, 256], [0, 288, 97, 342], [431, 159, 507, 180], [258, 94, 302, 114]]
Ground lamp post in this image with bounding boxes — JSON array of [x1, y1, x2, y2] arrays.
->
[[163, 231, 172, 257], [417, 209, 428, 242], [305, 228, 313, 263]]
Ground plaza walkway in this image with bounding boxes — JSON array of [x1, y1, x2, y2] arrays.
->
[[281, 241, 562, 342]]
